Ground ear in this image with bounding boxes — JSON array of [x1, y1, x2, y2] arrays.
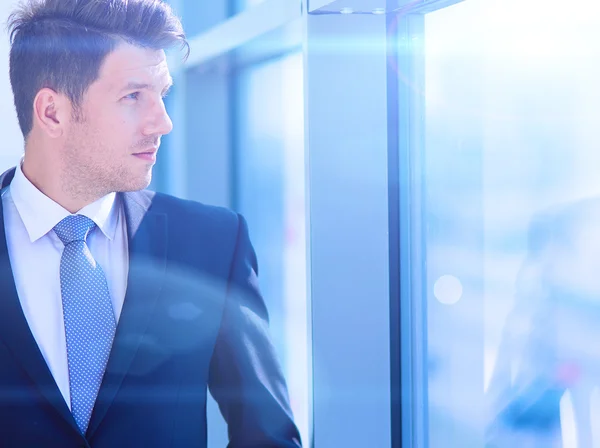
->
[[32, 88, 71, 138]]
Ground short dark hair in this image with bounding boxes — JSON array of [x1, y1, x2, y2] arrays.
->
[[7, 0, 189, 137]]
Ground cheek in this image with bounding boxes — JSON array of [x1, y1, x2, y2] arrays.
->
[[97, 115, 137, 149], [115, 108, 145, 138]]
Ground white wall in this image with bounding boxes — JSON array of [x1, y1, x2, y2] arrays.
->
[[0, 0, 25, 172]]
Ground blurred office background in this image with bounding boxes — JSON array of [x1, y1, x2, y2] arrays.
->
[[3, 0, 600, 446]]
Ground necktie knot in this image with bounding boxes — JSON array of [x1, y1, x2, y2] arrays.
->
[[53, 215, 96, 246]]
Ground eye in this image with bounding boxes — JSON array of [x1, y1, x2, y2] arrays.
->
[[123, 92, 140, 101]]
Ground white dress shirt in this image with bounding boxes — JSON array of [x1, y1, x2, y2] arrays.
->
[[1, 162, 129, 410]]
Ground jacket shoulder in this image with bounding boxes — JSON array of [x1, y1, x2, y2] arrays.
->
[[148, 191, 242, 242], [151, 191, 236, 219]]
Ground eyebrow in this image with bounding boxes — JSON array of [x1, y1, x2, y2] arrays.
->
[[121, 79, 174, 95]]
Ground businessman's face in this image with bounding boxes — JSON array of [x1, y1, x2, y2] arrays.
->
[[62, 42, 173, 197]]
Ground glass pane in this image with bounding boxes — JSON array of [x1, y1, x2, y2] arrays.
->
[[233, 0, 266, 14], [419, 0, 600, 446], [235, 52, 309, 446]]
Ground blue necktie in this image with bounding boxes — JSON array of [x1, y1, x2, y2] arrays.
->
[[54, 215, 116, 434]]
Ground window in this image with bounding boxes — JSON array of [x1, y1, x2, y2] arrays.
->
[[233, 0, 267, 14], [234, 51, 309, 445], [406, 0, 600, 446]]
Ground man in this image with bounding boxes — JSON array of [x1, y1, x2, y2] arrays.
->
[[0, 0, 302, 447]]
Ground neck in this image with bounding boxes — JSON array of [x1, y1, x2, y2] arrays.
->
[[22, 149, 101, 214]]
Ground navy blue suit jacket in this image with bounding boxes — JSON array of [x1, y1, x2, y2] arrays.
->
[[0, 167, 301, 447]]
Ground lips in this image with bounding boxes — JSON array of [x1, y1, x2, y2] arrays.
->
[[133, 150, 157, 162]]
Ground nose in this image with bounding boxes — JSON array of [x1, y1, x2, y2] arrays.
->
[[143, 97, 174, 137]]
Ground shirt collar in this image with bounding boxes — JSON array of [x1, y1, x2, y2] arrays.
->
[[10, 160, 119, 243]]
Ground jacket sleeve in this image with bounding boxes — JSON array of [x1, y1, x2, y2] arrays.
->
[[208, 213, 302, 448]]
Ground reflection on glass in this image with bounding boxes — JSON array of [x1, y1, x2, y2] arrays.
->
[[234, 0, 266, 14], [235, 52, 309, 446], [422, 0, 600, 446]]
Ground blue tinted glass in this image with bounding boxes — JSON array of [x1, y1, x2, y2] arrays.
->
[[234, 0, 266, 14], [421, 0, 600, 446], [235, 52, 309, 445]]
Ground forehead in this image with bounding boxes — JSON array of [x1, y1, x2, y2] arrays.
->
[[96, 43, 171, 90]]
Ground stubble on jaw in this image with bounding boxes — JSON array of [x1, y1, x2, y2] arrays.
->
[[59, 151, 153, 203], [60, 130, 153, 206]]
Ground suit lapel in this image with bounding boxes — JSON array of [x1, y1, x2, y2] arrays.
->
[[86, 191, 168, 438], [0, 168, 169, 439], [0, 174, 80, 435]]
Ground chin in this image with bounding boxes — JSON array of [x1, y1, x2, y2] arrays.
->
[[117, 174, 152, 193]]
